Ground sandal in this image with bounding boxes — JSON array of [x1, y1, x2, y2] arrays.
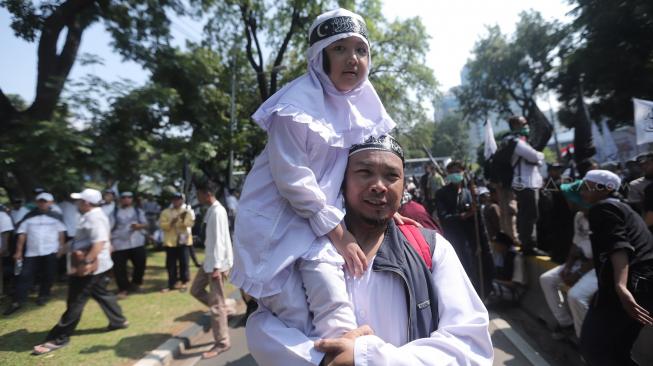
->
[[32, 341, 67, 355], [201, 344, 231, 359]]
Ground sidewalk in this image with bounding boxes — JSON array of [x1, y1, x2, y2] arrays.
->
[[139, 301, 564, 366]]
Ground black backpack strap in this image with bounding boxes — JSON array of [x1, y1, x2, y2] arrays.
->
[[135, 206, 143, 224]]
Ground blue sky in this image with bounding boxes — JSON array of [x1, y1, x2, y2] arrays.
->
[[0, 1, 573, 105]]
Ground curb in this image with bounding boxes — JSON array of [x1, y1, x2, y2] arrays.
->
[[133, 314, 210, 366], [133, 291, 242, 366]]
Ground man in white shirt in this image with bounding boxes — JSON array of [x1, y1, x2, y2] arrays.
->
[[0, 207, 14, 297], [246, 137, 493, 366], [190, 180, 233, 359], [508, 116, 545, 256], [10, 198, 29, 224], [101, 189, 117, 219], [224, 189, 239, 233], [33, 188, 128, 355], [110, 191, 148, 298], [4, 192, 66, 315]]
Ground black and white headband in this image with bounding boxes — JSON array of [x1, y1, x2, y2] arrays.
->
[[309, 16, 369, 46], [349, 135, 404, 162]]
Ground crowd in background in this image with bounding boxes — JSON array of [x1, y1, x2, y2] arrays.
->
[[1, 116, 652, 363], [0, 186, 240, 313], [399, 116, 653, 364]]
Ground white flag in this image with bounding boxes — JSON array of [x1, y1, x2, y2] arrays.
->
[[601, 118, 619, 161], [591, 121, 605, 163], [633, 98, 653, 145], [484, 120, 497, 159]]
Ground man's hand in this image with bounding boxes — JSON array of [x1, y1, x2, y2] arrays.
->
[[616, 285, 653, 326], [561, 271, 581, 287], [393, 212, 423, 227], [13, 252, 22, 261], [316, 338, 354, 366], [315, 325, 374, 366], [212, 269, 229, 280]]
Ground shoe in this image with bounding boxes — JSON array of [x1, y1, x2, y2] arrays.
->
[[32, 340, 68, 355], [3, 302, 21, 316], [116, 291, 128, 300], [129, 284, 142, 294], [202, 344, 231, 359], [107, 320, 130, 331], [36, 297, 49, 306], [551, 325, 574, 340], [522, 247, 548, 256]]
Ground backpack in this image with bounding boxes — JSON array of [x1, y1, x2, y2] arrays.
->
[[397, 224, 436, 270], [484, 135, 519, 187], [112, 206, 143, 231]]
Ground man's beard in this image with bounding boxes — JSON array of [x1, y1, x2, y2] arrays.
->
[[360, 214, 390, 227], [345, 203, 391, 228]]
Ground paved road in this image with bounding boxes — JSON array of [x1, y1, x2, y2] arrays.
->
[[168, 301, 582, 366]]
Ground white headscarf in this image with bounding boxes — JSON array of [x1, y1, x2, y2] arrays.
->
[[252, 8, 395, 148]]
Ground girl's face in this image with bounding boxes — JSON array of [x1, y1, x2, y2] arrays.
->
[[324, 36, 369, 92]]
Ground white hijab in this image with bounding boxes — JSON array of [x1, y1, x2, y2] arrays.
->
[[252, 8, 395, 148]]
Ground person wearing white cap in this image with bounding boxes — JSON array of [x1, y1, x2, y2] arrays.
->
[[110, 191, 148, 299], [3, 192, 66, 315], [32, 188, 128, 355], [231, 7, 398, 356], [578, 170, 653, 365]]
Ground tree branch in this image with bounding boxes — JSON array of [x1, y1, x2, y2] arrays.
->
[[239, 4, 267, 100], [27, 0, 96, 121], [270, 6, 300, 95]]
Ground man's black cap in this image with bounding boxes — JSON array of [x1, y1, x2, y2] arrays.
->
[[636, 152, 653, 164]]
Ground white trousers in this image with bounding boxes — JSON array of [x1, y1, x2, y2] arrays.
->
[[259, 257, 357, 340], [539, 264, 597, 337]]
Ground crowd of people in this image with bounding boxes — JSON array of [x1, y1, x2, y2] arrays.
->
[[1, 6, 652, 366], [402, 114, 653, 364], [0, 184, 239, 358]]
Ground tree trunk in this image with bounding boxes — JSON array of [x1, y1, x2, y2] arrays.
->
[[0, 0, 97, 197]]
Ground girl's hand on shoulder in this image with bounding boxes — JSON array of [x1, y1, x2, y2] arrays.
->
[[332, 230, 367, 277], [393, 212, 422, 227]]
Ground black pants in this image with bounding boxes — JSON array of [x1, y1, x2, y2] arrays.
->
[[514, 188, 539, 252], [111, 246, 147, 292], [165, 246, 190, 289], [46, 270, 126, 344], [580, 293, 653, 365], [14, 253, 58, 303]]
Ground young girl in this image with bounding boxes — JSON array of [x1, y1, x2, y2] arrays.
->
[[231, 8, 395, 340]]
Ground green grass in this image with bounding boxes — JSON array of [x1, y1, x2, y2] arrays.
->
[[0, 248, 235, 365]]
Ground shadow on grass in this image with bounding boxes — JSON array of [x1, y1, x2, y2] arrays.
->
[[78, 332, 170, 359], [0, 327, 109, 353], [174, 310, 205, 323]]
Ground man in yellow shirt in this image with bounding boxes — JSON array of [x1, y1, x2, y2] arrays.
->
[[159, 192, 195, 292]]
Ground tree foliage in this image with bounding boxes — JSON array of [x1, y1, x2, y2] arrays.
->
[[554, 0, 653, 127], [0, 0, 189, 197], [431, 113, 470, 161], [455, 11, 567, 150], [0, 0, 439, 198]]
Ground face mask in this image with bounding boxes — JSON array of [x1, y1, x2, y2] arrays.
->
[[517, 127, 530, 137], [446, 173, 464, 184]]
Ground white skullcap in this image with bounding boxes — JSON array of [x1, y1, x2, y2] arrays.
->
[[583, 170, 622, 191]]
